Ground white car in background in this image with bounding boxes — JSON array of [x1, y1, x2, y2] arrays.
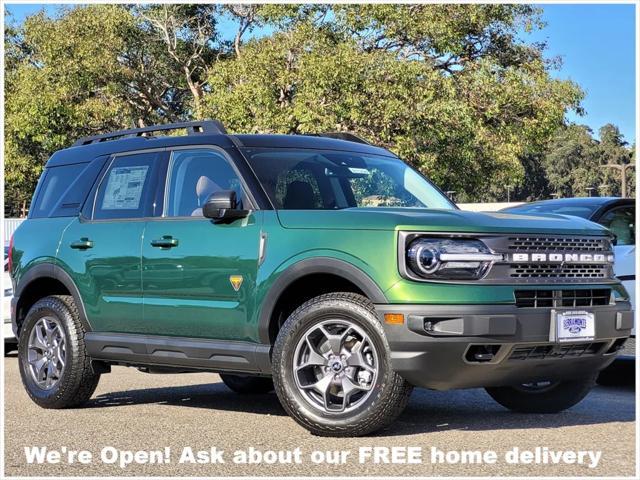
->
[[3, 244, 17, 354], [502, 197, 636, 358]]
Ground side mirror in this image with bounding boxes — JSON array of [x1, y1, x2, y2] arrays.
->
[[203, 190, 249, 222]]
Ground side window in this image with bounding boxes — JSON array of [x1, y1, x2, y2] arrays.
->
[[30, 163, 86, 218], [93, 152, 161, 220], [166, 149, 245, 217], [600, 206, 635, 245]]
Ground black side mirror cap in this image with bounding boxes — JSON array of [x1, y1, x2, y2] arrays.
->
[[203, 190, 249, 222]]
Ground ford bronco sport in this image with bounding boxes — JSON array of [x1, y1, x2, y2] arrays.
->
[[9, 120, 633, 436]]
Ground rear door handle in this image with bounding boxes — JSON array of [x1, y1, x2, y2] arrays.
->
[[150, 236, 179, 249], [70, 238, 94, 250]]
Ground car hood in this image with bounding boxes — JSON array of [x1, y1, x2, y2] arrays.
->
[[276, 207, 610, 235]]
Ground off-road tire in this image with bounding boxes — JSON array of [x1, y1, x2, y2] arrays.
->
[[272, 292, 413, 437], [220, 374, 274, 394], [18, 295, 100, 408], [485, 375, 597, 413]]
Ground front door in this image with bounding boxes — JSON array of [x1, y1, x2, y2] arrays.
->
[[142, 147, 262, 340]]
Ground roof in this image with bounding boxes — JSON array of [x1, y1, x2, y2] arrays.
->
[[232, 134, 393, 156], [46, 133, 395, 168]]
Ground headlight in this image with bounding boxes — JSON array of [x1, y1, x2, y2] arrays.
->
[[406, 237, 503, 280]]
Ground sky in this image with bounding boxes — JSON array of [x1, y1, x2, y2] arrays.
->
[[4, 3, 637, 144]]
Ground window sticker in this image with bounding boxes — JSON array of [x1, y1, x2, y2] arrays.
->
[[101, 165, 149, 210]]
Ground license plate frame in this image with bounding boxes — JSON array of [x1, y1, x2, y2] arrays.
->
[[550, 310, 595, 343]]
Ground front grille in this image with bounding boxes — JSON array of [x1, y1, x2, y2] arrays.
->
[[558, 289, 611, 307], [508, 237, 610, 252], [510, 263, 610, 279], [509, 342, 605, 360], [515, 289, 611, 308]]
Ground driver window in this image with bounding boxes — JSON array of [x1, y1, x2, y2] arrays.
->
[[600, 206, 635, 245], [166, 149, 244, 217]]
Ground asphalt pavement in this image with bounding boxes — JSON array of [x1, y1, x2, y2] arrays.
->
[[3, 353, 636, 477]]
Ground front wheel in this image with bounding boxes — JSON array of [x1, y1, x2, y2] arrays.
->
[[272, 293, 413, 437], [485, 375, 597, 413]]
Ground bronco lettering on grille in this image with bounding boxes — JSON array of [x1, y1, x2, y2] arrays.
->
[[510, 253, 614, 263]]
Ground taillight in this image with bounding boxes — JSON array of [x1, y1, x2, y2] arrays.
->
[[7, 234, 14, 273]]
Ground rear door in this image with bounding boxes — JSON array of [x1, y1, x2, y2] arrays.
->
[[141, 147, 262, 341], [59, 150, 167, 333]]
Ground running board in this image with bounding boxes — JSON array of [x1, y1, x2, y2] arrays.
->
[[85, 332, 272, 375]]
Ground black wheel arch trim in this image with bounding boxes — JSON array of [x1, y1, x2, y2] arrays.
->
[[257, 257, 388, 343], [14, 263, 92, 336]]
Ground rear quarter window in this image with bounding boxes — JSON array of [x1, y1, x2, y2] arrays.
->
[[30, 163, 87, 218]]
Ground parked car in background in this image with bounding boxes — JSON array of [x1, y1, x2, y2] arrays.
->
[[4, 244, 17, 354], [503, 197, 635, 360]]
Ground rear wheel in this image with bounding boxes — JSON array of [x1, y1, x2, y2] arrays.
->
[[220, 374, 274, 394], [272, 292, 413, 437], [18, 295, 100, 408], [485, 375, 596, 413]]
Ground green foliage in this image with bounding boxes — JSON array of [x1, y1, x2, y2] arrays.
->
[[6, 3, 625, 216], [541, 124, 635, 198], [204, 4, 583, 201]]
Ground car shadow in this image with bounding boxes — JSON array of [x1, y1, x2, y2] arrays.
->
[[374, 384, 635, 437], [87, 381, 288, 416], [85, 379, 635, 436]]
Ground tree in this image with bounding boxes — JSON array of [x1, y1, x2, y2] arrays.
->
[[4, 5, 198, 215], [542, 124, 601, 198], [516, 151, 551, 201], [135, 4, 223, 118], [540, 123, 635, 199], [204, 4, 583, 201], [5, 4, 587, 213], [598, 124, 635, 197], [5, 6, 143, 216]]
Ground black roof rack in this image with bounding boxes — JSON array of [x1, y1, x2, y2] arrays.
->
[[316, 132, 370, 145], [72, 120, 227, 147]]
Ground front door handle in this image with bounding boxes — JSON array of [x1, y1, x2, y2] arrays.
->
[[70, 238, 94, 250], [150, 236, 179, 249]]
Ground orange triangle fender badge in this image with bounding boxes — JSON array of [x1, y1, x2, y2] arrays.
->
[[229, 275, 244, 292]]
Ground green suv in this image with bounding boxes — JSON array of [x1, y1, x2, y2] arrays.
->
[[9, 121, 633, 436]]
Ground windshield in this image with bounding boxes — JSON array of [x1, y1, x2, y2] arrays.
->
[[505, 203, 599, 219], [241, 148, 455, 210]]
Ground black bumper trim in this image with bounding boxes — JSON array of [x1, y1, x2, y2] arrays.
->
[[375, 302, 632, 390]]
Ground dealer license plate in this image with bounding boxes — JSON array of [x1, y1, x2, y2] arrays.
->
[[552, 310, 595, 343]]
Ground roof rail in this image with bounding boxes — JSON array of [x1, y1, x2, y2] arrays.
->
[[72, 120, 227, 147], [316, 132, 370, 145]]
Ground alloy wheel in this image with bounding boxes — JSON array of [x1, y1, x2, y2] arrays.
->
[[293, 319, 379, 414], [26, 316, 66, 390]]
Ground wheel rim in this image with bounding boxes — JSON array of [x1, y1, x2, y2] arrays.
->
[[26, 316, 66, 390], [293, 319, 379, 414]]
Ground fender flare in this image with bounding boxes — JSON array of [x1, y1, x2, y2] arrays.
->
[[257, 257, 387, 343], [14, 263, 92, 335]]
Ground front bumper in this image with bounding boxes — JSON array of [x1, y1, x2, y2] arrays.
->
[[375, 302, 633, 390]]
